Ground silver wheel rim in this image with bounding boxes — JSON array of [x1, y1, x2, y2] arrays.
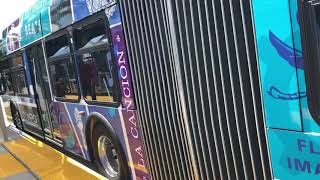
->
[[97, 136, 119, 177]]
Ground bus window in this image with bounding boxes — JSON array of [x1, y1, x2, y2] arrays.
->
[[74, 19, 117, 103], [46, 35, 79, 101], [11, 70, 28, 96], [0, 71, 13, 94], [3, 71, 13, 95], [49, 59, 79, 100], [12, 55, 23, 68], [9, 54, 28, 96], [0, 59, 11, 94], [46, 35, 70, 58], [74, 20, 110, 51]]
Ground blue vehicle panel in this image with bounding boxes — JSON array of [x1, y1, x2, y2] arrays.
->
[[253, 0, 320, 179], [252, 0, 302, 131]]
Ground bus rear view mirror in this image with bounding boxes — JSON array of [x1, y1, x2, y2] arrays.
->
[[299, 0, 320, 124]]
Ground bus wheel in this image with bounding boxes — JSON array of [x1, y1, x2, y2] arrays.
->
[[10, 103, 23, 130], [92, 123, 129, 179]]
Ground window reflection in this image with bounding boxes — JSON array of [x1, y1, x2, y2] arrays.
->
[[49, 58, 79, 100], [0, 72, 13, 94], [78, 51, 115, 102], [74, 19, 117, 103]]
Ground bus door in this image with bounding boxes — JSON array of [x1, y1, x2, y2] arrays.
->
[[26, 43, 62, 142]]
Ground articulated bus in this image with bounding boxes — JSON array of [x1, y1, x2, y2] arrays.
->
[[0, 0, 148, 179], [8, 0, 320, 179]]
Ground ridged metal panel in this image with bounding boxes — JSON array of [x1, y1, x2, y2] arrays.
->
[[120, 0, 272, 179], [119, 0, 194, 179]]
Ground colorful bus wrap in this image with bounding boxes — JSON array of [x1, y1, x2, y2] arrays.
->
[[252, 0, 320, 179], [0, 1, 148, 179]]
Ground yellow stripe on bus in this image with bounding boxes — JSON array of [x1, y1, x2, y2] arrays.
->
[[128, 162, 148, 174]]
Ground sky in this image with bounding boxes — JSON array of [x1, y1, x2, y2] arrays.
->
[[0, 0, 36, 38]]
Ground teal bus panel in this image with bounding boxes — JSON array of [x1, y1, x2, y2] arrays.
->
[[2, 0, 52, 53], [288, 0, 320, 133], [268, 128, 320, 179], [252, 0, 302, 131], [20, 0, 51, 46]]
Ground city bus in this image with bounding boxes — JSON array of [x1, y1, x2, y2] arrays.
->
[[0, 0, 148, 179], [8, 0, 320, 179]]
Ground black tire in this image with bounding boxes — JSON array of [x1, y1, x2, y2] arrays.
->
[[92, 123, 129, 180], [10, 103, 23, 130]]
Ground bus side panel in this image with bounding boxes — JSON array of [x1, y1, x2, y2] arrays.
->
[[51, 101, 148, 179], [289, 0, 320, 133], [51, 101, 91, 160], [16, 97, 38, 124], [267, 128, 320, 179], [15, 96, 43, 133], [120, 110, 148, 179], [87, 105, 126, 151], [72, 0, 116, 22], [252, 0, 302, 130], [109, 4, 136, 110], [20, 0, 51, 47], [86, 106, 148, 179]]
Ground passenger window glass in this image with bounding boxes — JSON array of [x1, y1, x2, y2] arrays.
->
[[46, 34, 79, 101], [74, 19, 110, 51], [1, 71, 13, 94], [77, 51, 115, 102], [0, 60, 12, 94], [74, 19, 116, 103], [12, 70, 28, 95], [12, 56, 23, 68], [46, 35, 70, 58], [49, 58, 79, 100]]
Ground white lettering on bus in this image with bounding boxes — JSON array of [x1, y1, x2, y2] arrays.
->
[[131, 127, 139, 139], [120, 65, 128, 79], [122, 79, 129, 86], [123, 88, 131, 98], [117, 50, 134, 108], [124, 99, 133, 108], [117, 51, 125, 65], [128, 111, 139, 139], [135, 146, 146, 168], [129, 113, 137, 126]]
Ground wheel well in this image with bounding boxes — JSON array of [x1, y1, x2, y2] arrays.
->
[[85, 112, 116, 162]]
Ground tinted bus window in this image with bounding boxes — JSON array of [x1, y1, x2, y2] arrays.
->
[[9, 54, 28, 96], [11, 70, 28, 95], [47, 35, 79, 100], [49, 59, 79, 100], [0, 60, 11, 93], [74, 19, 116, 103], [12, 56, 23, 68], [46, 35, 70, 58], [1, 71, 13, 94], [74, 20, 110, 50]]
